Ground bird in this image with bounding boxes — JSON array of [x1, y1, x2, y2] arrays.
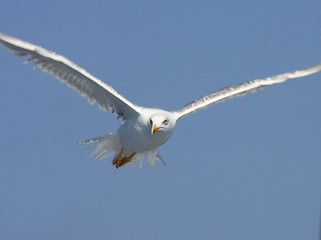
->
[[1, 32, 321, 169]]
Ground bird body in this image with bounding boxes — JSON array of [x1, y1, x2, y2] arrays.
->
[[1, 32, 320, 169], [118, 108, 176, 153]]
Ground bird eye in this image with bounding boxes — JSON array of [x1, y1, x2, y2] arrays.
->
[[163, 119, 169, 125], [150, 119, 153, 125]]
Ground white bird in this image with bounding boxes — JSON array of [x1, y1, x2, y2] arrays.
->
[[1, 32, 321, 169]]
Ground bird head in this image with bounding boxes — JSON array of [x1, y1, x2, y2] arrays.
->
[[149, 111, 176, 135]]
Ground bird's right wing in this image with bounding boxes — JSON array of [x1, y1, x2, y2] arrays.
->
[[172, 63, 321, 120], [0, 33, 142, 119]]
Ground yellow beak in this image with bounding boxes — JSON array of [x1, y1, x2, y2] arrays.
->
[[151, 124, 161, 134]]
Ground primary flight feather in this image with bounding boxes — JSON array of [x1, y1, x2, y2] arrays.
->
[[1, 32, 320, 169]]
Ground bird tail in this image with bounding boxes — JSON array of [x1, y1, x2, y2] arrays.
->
[[77, 133, 121, 160], [130, 149, 166, 169], [77, 133, 166, 169]]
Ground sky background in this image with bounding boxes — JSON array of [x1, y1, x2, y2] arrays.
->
[[0, 1, 321, 239]]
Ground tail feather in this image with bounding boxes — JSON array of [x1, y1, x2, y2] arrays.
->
[[77, 133, 111, 144], [78, 133, 121, 160], [130, 149, 166, 169], [81, 141, 99, 151], [95, 150, 109, 160]]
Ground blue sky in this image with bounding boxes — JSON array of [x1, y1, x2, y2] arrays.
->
[[0, 1, 321, 239]]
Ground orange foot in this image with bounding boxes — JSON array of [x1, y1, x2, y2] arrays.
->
[[112, 148, 136, 169]]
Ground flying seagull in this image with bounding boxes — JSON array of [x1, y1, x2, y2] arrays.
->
[[1, 33, 321, 169]]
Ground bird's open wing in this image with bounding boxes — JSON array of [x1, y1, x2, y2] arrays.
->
[[0, 33, 142, 119], [172, 63, 321, 119]]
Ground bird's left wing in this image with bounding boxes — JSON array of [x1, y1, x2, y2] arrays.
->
[[0, 33, 142, 119], [172, 63, 321, 120]]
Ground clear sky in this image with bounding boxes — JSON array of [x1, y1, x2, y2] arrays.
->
[[0, 1, 321, 239]]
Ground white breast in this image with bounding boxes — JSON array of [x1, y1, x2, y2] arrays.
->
[[117, 114, 174, 153]]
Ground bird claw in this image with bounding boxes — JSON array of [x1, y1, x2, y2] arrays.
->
[[112, 148, 136, 169]]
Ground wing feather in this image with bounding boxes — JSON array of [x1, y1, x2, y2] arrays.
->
[[172, 63, 321, 119], [0, 33, 142, 119]]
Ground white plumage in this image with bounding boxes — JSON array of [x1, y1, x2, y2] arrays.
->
[[1, 32, 320, 169]]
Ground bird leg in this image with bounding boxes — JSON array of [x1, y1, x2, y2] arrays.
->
[[112, 148, 124, 168], [112, 148, 136, 169]]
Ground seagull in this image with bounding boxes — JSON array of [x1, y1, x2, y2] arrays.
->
[[1, 32, 321, 169]]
